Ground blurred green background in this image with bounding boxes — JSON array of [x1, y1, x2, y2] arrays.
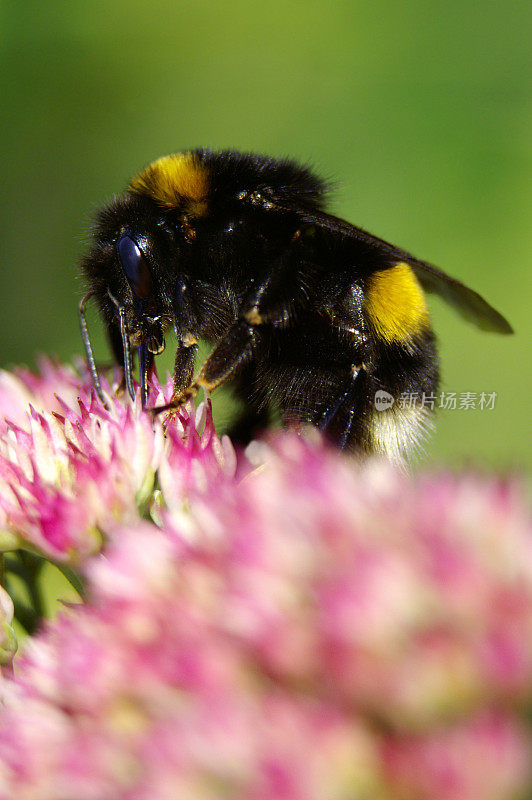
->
[[1, 0, 530, 469]]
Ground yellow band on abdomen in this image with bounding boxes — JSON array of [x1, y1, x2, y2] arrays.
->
[[365, 262, 429, 343]]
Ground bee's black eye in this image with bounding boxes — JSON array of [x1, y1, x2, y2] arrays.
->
[[116, 235, 153, 301]]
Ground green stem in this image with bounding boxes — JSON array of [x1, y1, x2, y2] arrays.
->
[[18, 551, 45, 620], [11, 598, 39, 635], [3, 555, 26, 578]]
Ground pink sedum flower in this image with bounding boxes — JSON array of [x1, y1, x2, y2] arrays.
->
[[0, 359, 86, 436], [189, 438, 532, 727], [0, 361, 531, 798], [0, 362, 234, 562], [382, 712, 532, 800], [0, 523, 383, 800]]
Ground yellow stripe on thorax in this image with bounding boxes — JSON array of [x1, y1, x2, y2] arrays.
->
[[129, 152, 209, 215], [366, 262, 429, 343]]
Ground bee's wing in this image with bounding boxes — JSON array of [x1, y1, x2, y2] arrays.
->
[[294, 207, 513, 335], [408, 261, 513, 334]]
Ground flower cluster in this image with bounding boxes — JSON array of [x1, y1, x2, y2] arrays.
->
[[0, 362, 530, 799], [0, 360, 234, 562]]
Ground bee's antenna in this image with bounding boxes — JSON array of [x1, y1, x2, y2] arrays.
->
[[108, 290, 136, 402], [78, 292, 108, 407]]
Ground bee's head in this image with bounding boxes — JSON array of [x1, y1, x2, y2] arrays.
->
[[79, 195, 177, 406]]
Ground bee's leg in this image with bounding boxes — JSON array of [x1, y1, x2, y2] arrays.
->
[[171, 321, 258, 408], [149, 342, 199, 416], [106, 292, 135, 401], [173, 342, 198, 395], [338, 405, 357, 450], [318, 364, 366, 448], [138, 343, 158, 408], [318, 384, 351, 431], [79, 292, 108, 406]]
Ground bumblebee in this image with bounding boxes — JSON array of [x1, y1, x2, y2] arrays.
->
[[79, 149, 512, 460]]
